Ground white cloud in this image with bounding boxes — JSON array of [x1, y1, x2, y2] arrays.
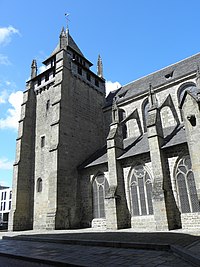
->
[[0, 91, 23, 130], [0, 158, 13, 170], [38, 65, 47, 74], [0, 26, 19, 46], [0, 54, 11, 65], [105, 81, 121, 96], [0, 90, 8, 104]]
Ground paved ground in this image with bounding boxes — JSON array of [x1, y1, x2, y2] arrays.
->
[[0, 228, 199, 266]]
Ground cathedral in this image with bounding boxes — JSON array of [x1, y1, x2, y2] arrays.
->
[[9, 27, 200, 231]]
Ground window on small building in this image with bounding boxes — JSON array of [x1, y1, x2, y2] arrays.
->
[[3, 202, 6, 211], [9, 201, 11, 210], [37, 178, 42, 193], [78, 66, 82, 75], [130, 164, 153, 216], [41, 136, 45, 148], [9, 191, 12, 199], [175, 155, 200, 213], [93, 173, 109, 219]]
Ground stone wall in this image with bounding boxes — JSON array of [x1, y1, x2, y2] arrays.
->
[[181, 213, 200, 230], [131, 215, 156, 231]]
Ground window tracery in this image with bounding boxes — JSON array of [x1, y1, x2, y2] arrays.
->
[[93, 174, 109, 218], [130, 165, 153, 216], [175, 155, 199, 213]]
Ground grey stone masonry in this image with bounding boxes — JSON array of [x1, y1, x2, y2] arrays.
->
[[180, 87, 200, 207], [147, 100, 169, 230], [9, 81, 36, 231], [106, 103, 130, 229]]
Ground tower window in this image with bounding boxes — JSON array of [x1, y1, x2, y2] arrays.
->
[[38, 78, 41, 86], [46, 100, 50, 111], [41, 136, 45, 148], [45, 73, 49, 82], [78, 66, 82, 75], [37, 178, 42, 193], [87, 72, 91, 81], [95, 79, 99, 87]]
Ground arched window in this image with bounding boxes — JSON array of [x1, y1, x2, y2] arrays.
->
[[130, 165, 153, 216], [93, 174, 109, 218], [37, 178, 42, 193], [175, 155, 199, 213], [142, 99, 150, 132]]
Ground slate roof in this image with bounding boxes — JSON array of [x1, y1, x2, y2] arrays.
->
[[108, 53, 200, 105], [43, 31, 85, 66], [82, 124, 187, 169]]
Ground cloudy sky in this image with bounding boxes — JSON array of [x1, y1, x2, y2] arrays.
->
[[1, 0, 200, 187]]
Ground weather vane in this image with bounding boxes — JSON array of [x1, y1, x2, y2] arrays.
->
[[65, 13, 70, 29]]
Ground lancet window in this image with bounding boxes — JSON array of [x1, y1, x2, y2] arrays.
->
[[175, 155, 199, 213], [93, 173, 109, 218], [130, 164, 153, 216]]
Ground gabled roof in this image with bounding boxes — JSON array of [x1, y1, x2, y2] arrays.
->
[[115, 52, 200, 104]]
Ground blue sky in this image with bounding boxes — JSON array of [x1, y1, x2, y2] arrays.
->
[[1, 0, 200, 187]]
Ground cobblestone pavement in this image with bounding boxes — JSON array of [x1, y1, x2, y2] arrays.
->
[[0, 239, 194, 266]]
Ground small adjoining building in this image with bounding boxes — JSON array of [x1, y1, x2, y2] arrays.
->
[[9, 26, 200, 232], [0, 186, 12, 224]]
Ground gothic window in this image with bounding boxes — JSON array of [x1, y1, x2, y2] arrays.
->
[[175, 155, 199, 213], [37, 178, 42, 193], [142, 99, 150, 132], [130, 165, 153, 216], [93, 173, 109, 218]]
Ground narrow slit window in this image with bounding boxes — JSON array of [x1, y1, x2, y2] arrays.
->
[[41, 136, 45, 148], [37, 178, 42, 193]]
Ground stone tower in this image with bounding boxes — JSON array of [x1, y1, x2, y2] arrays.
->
[[9, 27, 106, 230]]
